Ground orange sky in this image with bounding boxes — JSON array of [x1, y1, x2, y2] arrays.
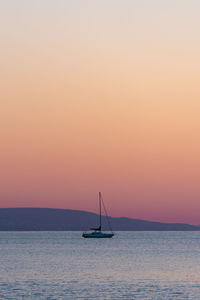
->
[[1, 1, 200, 224]]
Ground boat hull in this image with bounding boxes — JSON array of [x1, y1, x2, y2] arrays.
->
[[82, 232, 114, 238]]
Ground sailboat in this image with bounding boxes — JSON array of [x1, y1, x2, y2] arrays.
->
[[82, 192, 114, 238]]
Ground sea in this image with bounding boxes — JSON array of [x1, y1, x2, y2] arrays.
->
[[0, 231, 200, 299]]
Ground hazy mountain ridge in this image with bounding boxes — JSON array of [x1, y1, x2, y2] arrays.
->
[[0, 208, 199, 231]]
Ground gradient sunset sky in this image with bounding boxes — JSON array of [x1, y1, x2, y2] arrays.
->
[[1, 1, 200, 224]]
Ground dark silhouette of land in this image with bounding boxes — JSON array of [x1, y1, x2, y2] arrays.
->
[[0, 208, 199, 231]]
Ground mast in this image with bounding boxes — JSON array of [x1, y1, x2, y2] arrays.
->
[[99, 192, 101, 231]]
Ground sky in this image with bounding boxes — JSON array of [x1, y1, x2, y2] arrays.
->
[[1, 0, 200, 224]]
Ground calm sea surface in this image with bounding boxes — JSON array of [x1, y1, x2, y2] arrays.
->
[[1, 231, 200, 299]]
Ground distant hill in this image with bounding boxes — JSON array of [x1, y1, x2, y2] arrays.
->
[[0, 208, 199, 231]]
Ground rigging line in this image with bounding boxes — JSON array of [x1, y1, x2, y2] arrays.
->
[[101, 196, 113, 233]]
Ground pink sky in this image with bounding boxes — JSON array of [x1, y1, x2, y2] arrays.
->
[[1, 1, 200, 224]]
